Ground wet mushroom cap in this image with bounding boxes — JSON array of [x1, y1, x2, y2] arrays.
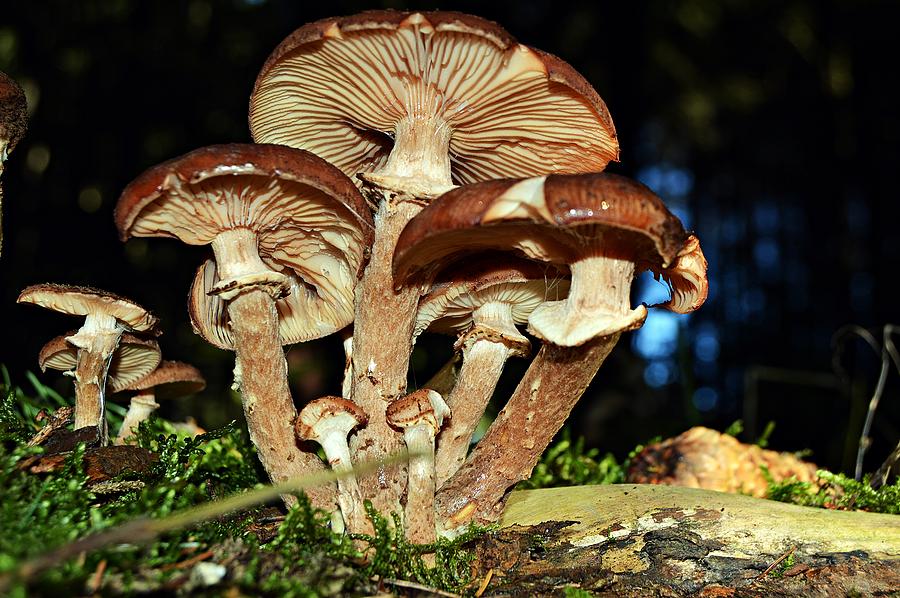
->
[[0, 71, 28, 154], [189, 258, 354, 350], [415, 256, 570, 341], [394, 173, 691, 287], [115, 143, 373, 306], [18, 284, 159, 333], [250, 10, 618, 187], [295, 396, 368, 441], [123, 360, 206, 400], [39, 332, 161, 393]]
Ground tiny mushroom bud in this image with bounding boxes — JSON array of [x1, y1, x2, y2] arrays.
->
[[0, 70, 28, 257], [385, 389, 450, 545], [250, 10, 619, 517], [296, 397, 368, 533], [114, 360, 206, 445], [414, 256, 570, 486], [20, 284, 159, 445], [115, 143, 372, 509], [393, 173, 709, 528]]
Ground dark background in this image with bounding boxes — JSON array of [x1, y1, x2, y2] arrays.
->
[[2, 0, 898, 474]]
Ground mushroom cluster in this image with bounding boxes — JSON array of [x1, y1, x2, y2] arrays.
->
[[17, 9, 709, 547]]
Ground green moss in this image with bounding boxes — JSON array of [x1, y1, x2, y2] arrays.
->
[[519, 429, 626, 490], [764, 467, 900, 514]]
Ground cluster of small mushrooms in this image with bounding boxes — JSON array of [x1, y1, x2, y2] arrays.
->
[[5, 10, 709, 545]]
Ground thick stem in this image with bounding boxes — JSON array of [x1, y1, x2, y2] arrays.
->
[[529, 253, 643, 346], [404, 426, 438, 546], [435, 339, 510, 487], [371, 114, 453, 195], [227, 288, 335, 510], [210, 228, 289, 300], [435, 334, 621, 530], [349, 200, 423, 526], [68, 315, 122, 445], [114, 392, 159, 445]]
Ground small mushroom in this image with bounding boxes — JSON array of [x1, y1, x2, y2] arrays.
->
[[114, 360, 206, 445], [115, 143, 372, 509], [0, 70, 28, 258], [414, 256, 570, 486], [385, 389, 450, 545], [295, 397, 368, 533], [393, 173, 708, 528], [250, 10, 620, 517], [20, 285, 159, 444]]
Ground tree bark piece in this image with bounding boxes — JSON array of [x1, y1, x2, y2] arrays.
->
[[470, 485, 900, 597], [436, 335, 620, 529]]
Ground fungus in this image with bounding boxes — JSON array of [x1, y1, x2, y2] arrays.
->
[[114, 143, 372, 508], [0, 70, 27, 257], [20, 284, 159, 444], [393, 173, 708, 528], [385, 389, 450, 545], [114, 360, 206, 445], [414, 256, 570, 486], [250, 10, 619, 517], [295, 397, 368, 532]]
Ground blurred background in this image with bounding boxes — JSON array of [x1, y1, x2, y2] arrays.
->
[[2, 0, 897, 474]]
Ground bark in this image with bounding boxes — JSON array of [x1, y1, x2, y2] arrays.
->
[[227, 289, 335, 510], [469, 485, 900, 597], [349, 199, 422, 526], [434, 339, 510, 487], [436, 335, 620, 528]]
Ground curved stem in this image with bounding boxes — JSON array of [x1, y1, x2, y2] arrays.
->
[[434, 339, 510, 487], [227, 288, 335, 510], [115, 392, 159, 445], [435, 334, 621, 530]]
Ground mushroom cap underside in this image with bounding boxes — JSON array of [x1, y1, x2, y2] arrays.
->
[[39, 332, 161, 393], [18, 283, 159, 333]]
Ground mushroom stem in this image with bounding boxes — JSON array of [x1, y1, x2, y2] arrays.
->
[[318, 433, 368, 534], [435, 333, 621, 531], [374, 113, 453, 191], [115, 392, 159, 445], [434, 338, 511, 488], [528, 252, 644, 346], [226, 288, 335, 510], [403, 424, 440, 545], [341, 332, 353, 400], [210, 229, 289, 299], [349, 199, 423, 524]]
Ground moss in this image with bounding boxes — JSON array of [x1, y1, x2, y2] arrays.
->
[[519, 429, 625, 490], [764, 467, 900, 514]]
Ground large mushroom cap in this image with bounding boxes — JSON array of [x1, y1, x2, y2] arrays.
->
[[18, 283, 159, 333], [189, 258, 354, 350], [393, 173, 709, 346], [115, 143, 373, 333], [39, 332, 161, 393], [0, 71, 28, 156], [250, 10, 618, 196]]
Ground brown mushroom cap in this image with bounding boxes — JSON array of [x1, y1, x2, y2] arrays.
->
[[18, 284, 159, 333], [416, 256, 570, 353], [394, 173, 690, 282], [122, 360, 206, 400], [115, 143, 373, 303], [295, 396, 368, 442], [189, 258, 354, 350], [0, 71, 28, 154], [250, 10, 618, 192], [39, 332, 161, 393], [385, 389, 450, 435]]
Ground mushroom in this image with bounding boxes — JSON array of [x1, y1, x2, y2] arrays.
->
[[414, 256, 570, 486], [0, 70, 28, 258], [19, 284, 159, 444], [392, 173, 709, 528], [250, 10, 619, 516], [295, 397, 368, 533], [385, 389, 450, 545], [114, 143, 373, 509], [114, 360, 206, 445]]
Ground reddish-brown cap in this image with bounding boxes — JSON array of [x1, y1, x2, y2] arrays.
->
[[122, 360, 206, 400], [394, 173, 690, 285], [0, 71, 28, 154], [250, 11, 618, 187], [385, 389, 450, 435], [39, 332, 161, 393], [18, 283, 159, 333], [295, 396, 368, 442]]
